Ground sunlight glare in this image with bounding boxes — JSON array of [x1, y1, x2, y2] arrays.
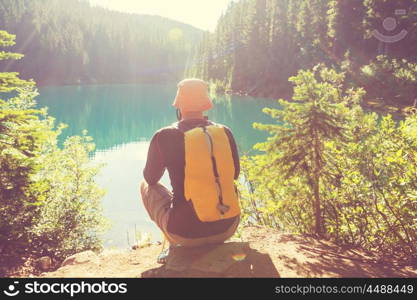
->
[[89, 0, 236, 31], [168, 28, 184, 41], [232, 253, 247, 261]]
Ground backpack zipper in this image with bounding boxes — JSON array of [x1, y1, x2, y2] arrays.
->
[[201, 126, 230, 216]]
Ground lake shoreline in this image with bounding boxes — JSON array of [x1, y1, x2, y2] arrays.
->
[[37, 83, 276, 249]]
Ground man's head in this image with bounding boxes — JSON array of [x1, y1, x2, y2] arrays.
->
[[173, 78, 213, 119]]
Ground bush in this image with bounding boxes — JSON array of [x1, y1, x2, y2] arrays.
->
[[0, 30, 107, 273], [29, 134, 108, 259], [240, 65, 417, 261]]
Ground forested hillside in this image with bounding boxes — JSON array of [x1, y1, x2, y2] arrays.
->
[[0, 0, 203, 85], [2, 0, 417, 276], [187, 0, 417, 107]]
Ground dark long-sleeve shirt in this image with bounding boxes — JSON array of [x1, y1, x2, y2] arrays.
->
[[143, 118, 240, 238]]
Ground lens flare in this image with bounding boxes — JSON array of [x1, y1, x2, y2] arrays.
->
[[232, 253, 247, 261], [168, 28, 183, 41]]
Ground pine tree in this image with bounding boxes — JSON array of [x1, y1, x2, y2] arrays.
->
[[187, 0, 417, 104], [0, 31, 107, 271], [254, 66, 352, 236]]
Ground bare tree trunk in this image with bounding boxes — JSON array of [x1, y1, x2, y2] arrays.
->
[[312, 122, 324, 237], [313, 174, 322, 236]]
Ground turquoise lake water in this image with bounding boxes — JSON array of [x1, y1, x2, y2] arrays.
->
[[37, 84, 277, 248]]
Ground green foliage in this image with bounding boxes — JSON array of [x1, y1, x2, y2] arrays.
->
[[254, 66, 364, 235], [134, 231, 152, 249], [187, 0, 417, 108], [0, 30, 107, 272], [325, 113, 417, 258], [359, 56, 417, 106], [240, 65, 417, 260], [0, 31, 48, 261], [30, 134, 108, 258]]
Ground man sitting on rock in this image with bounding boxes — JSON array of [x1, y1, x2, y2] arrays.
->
[[140, 78, 241, 263]]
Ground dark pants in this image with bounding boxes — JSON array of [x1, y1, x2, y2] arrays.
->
[[140, 181, 239, 247]]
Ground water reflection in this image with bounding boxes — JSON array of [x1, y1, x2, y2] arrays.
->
[[37, 84, 277, 247], [94, 141, 170, 247]]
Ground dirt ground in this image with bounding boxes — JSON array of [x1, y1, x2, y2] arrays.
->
[[27, 226, 417, 278]]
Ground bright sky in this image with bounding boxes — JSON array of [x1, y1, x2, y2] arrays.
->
[[89, 0, 235, 31]]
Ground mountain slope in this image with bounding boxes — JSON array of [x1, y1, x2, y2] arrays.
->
[[186, 0, 417, 103], [0, 0, 203, 85]]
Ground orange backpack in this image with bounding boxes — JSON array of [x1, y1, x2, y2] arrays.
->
[[183, 125, 240, 222]]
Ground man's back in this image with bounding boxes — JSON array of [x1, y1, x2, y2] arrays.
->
[[140, 78, 240, 252], [143, 118, 240, 238]]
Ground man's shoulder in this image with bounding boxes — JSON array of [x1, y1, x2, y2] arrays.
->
[[153, 123, 181, 138], [154, 121, 234, 137], [158, 122, 180, 132]]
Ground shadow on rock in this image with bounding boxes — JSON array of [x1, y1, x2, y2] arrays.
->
[[141, 242, 280, 278]]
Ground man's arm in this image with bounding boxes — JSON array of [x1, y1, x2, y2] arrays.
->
[[224, 127, 240, 180], [143, 132, 165, 185]]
